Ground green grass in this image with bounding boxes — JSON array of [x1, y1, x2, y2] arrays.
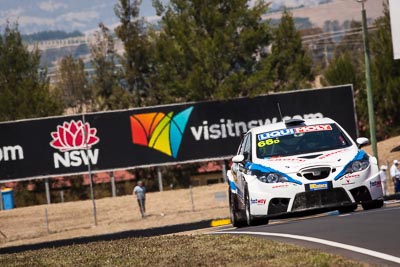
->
[[0, 234, 374, 267]]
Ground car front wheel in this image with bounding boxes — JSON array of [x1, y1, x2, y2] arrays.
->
[[244, 185, 266, 226], [245, 186, 252, 226], [229, 188, 246, 228]]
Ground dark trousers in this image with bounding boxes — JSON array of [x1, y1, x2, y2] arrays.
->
[[395, 180, 400, 193], [137, 198, 146, 216]]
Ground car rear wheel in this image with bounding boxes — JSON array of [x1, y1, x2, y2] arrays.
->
[[229, 188, 246, 228], [362, 199, 384, 210]]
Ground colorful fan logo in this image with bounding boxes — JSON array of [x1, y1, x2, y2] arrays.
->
[[130, 107, 194, 158]]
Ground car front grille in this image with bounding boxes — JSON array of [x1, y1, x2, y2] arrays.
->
[[298, 166, 332, 180], [292, 188, 351, 212]]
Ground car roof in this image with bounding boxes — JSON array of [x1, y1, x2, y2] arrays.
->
[[249, 117, 337, 135]]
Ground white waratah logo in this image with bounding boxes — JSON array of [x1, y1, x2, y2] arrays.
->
[[50, 120, 100, 169], [50, 120, 99, 152]]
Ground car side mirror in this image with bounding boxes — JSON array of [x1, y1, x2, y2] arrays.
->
[[232, 154, 245, 163], [356, 137, 369, 148]]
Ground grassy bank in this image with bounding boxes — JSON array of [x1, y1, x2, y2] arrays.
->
[[0, 234, 372, 267], [0, 183, 230, 247]]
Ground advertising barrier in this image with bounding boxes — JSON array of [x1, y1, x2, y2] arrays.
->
[[0, 85, 357, 182]]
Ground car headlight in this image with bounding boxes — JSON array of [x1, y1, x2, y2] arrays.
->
[[345, 158, 370, 174], [251, 170, 288, 183]]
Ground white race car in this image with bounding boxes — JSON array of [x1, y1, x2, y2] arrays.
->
[[227, 117, 384, 227]]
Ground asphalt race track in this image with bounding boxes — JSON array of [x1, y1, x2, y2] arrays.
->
[[216, 202, 400, 266]]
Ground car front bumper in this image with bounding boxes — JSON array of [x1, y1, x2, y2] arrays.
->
[[246, 169, 383, 217]]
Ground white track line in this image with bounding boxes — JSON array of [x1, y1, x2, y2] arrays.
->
[[216, 231, 400, 264]]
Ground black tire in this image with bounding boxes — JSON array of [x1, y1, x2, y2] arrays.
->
[[229, 188, 246, 228], [338, 203, 358, 214], [362, 199, 384, 210]]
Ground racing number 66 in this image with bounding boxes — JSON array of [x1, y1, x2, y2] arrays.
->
[[257, 138, 280, 147]]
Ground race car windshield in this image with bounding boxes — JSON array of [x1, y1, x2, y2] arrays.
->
[[256, 123, 352, 158]]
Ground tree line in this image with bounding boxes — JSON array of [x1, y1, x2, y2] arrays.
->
[[1, 1, 397, 140], [0, 0, 314, 119], [323, 2, 400, 139]]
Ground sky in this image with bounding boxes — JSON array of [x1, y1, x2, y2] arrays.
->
[[0, 0, 329, 34]]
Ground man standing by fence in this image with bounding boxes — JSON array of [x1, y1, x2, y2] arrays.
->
[[133, 180, 146, 218]]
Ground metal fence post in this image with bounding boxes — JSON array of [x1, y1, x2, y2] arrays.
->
[[0, 188, 3, 211], [45, 178, 51, 204], [45, 208, 50, 234], [190, 185, 195, 211], [221, 160, 228, 183], [157, 167, 163, 192], [110, 171, 116, 197]]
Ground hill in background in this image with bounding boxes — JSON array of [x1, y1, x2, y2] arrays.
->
[[1, 0, 383, 35], [264, 0, 385, 29]]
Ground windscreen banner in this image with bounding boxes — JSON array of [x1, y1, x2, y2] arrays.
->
[[0, 85, 357, 182]]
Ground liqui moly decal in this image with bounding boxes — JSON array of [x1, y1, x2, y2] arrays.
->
[[258, 124, 332, 141], [50, 120, 100, 169]]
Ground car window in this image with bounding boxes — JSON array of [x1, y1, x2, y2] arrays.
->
[[242, 134, 251, 161], [238, 133, 251, 161], [256, 123, 351, 158], [237, 136, 245, 155]]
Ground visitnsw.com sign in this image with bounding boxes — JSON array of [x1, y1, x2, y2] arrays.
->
[[0, 85, 357, 182]]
